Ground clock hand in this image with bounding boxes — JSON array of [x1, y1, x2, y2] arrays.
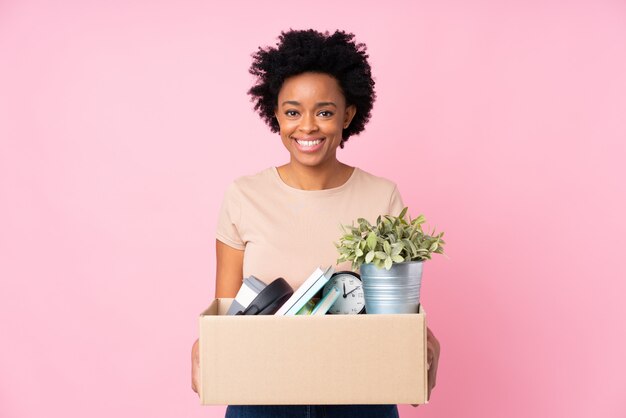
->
[[343, 283, 347, 298], [345, 286, 361, 297]]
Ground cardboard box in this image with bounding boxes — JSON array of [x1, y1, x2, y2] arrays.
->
[[199, 298, 428, 405]]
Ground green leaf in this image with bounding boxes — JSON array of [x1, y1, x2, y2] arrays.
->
[[384, 256, 393, 270], [383, 241, 391, 255], [365, 250, 375, 263], [355, 248, 364, 257], [357, 218, 372, 227], [375, 251, 387, 260], [392, 255, 405, 263], [402, 239, 417, 254], [390, 243, 402, 257], [398, 207, 408, 220], [366, 232, 377, 251]]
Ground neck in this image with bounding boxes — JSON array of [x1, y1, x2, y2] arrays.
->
[[278, 159, 353, 191]]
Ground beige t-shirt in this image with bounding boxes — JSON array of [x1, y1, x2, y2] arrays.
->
[[216, 167, 405, 289]]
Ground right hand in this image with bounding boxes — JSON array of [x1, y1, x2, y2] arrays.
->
[[191, 338, 200, 396]]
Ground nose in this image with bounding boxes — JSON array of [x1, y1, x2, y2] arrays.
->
[[298, 112, 318, 134]]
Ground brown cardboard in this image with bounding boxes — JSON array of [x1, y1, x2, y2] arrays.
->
[[199, 298, 427, 405]]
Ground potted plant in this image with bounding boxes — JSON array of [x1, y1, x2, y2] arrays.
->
[[335, 207, 445, 314]]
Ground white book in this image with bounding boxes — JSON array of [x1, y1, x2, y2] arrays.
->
[[274, 266, 334, 315]]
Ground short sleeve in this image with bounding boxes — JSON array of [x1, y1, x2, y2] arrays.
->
[[388, 185, 405, 217], [215, 183, 246, 250]]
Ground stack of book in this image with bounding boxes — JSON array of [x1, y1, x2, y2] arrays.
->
[[274, 266, 335, 316]]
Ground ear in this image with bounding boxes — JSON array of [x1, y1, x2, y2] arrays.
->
[[343, 105, 357, 129]]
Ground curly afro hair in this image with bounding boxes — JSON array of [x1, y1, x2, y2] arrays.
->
[[248, 29, 376, 148]]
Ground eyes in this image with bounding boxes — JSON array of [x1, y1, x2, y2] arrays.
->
[[284, 110, 334, 118]]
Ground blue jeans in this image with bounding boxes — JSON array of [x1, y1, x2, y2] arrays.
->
[[225, 405, 399, 418]]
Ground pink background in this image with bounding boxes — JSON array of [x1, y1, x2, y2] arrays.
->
[[1, 1, 625, 417]]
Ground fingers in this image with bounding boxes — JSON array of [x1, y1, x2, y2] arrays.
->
[[191, 339, 200, 394], [425, 327, 440, 399], [427, 345, 434, 370]]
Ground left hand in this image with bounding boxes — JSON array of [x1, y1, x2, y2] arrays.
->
[[412, 326, 440, 407]]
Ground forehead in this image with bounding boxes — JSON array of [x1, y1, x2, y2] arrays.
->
[[278, 72, 345, 104]]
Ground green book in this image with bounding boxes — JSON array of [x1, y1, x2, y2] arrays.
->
[[311, 286, 341, 315]]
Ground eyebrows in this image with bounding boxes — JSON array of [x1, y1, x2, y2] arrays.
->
[[280, 100, 337, 108]]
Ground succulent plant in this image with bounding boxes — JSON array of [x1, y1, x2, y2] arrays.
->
[[335, 207, 445, 271]]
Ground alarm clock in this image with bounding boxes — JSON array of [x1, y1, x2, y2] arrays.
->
[[322, 271, 365, 314]]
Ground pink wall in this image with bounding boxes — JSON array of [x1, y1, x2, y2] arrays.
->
[[1, 1, 625, 417]]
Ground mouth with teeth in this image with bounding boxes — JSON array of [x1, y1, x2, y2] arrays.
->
[[292, 137, 326, 153]]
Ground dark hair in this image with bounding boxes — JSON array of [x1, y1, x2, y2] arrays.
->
[[248, 29, 376, 148]]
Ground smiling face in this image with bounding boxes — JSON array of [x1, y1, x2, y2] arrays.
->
[[275, 72, 356, 169]]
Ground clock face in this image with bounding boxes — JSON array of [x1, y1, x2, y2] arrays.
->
[[322, 272, 365, 314]]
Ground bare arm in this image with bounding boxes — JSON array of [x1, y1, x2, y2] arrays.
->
[[191, 239, 244, 395], [214, 239, 245, 298]]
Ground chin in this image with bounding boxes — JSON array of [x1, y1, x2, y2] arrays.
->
[[292, 157, 323, 167]]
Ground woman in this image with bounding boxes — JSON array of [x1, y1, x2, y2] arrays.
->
[[191, 29, 440, 417]]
